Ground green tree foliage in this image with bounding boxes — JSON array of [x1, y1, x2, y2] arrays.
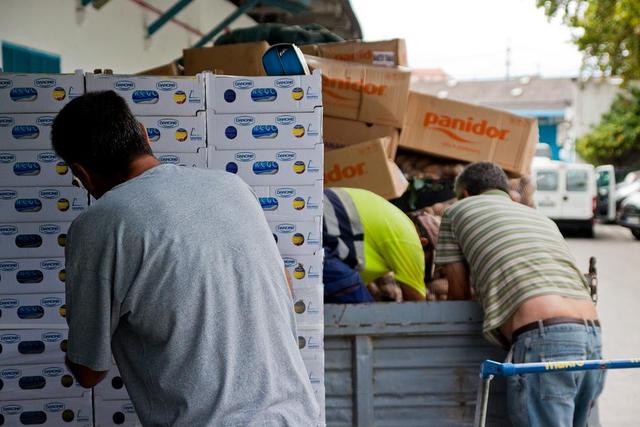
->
[[537, 0, 640, 81], [576, 87, 640, 166]]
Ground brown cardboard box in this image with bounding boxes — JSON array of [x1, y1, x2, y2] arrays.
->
[[306, 55, 410, 128], [400, 92, 538, 176], [183, 42, 269, 76], [315, 39, 407, 67], [324, 116, 399, 159], [137, 61, 181, 76], [324, 139, 408, 200], [299, 44, 319, 56]]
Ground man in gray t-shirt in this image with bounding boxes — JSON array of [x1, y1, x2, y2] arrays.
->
[[52, 91, 319, 426]]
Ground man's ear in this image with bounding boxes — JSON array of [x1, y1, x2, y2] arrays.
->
[[139, 122, 150, 146], [71, 163, 95, 194], [463, 190, 471, 199]]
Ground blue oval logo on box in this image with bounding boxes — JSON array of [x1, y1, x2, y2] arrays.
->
[[0, 116, 14, 127], [0, 79, 13, 89], [39, 224, 60, 234], [0, 225, 18, 235], [158, 118, 178, 128], [13, 125, 40, 139], [37, 152, 57, 162], [132, 90, 159, 104], [0, 334, 20, 344], [0, 190, 17, 200], [0, 153, 16, 163], [146, 128, 160, 142], [114, 80, 135, 91], [282, 257, 297, 267], [233, 79, 254, 89], [158, 154, 179, 164], [275, 187, 296, 198], [36, 116, 55, 126], [34, 78, 56, 88], [275, 78, 295, 88], [39, 189, 60, 199], [234, 116, 255, 126], [1, 404, 22, 415], [41, 259, 61, 270], [276, 151, 296, 161], [45, 402, 65, 412], [276, 223, 296, 233], [42, 331, 63, 342], [156, 80, 177, 91], [234, 152, 256, 162], [42, 366, 64, 377], [275, 115, 296, 125], [0, 261, 18, 271], [252, 161, 279, 175], [0, 299, 18, 309]]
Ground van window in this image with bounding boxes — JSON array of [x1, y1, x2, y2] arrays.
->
[[567, 170, 589, 192], [536, 170, 558, 191], [597, 171, 609, 187]]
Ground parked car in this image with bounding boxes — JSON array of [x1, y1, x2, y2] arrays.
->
[[618, 191, 640, 240]]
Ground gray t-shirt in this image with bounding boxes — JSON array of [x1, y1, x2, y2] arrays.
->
[[65, 164, 319, 426]]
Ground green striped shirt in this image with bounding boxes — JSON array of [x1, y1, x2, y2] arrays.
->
[[435, 190, 591, 346]]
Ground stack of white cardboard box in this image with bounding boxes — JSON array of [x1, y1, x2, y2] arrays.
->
[[0, 71, 93, 425], [205, 71, 326, 423]]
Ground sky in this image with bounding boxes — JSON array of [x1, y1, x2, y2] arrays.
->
[[350, 0, 584, 80]]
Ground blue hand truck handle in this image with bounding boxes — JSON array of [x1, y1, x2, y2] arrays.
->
[[479, 358, 640, 379]]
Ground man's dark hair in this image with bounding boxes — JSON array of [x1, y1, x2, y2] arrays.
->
[[51, 91, 152, 177], [455, 162, 509, 196]]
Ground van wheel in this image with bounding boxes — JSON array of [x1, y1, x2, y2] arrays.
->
[[584, 223, 594, 238], [632, 229, 640, 240]]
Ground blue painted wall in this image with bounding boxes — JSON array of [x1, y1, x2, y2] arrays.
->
[[2, 42, 60, 73], [538, 123, 559, 160]]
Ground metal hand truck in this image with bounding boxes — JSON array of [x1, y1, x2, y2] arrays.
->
[[473, 358, 640, 427]]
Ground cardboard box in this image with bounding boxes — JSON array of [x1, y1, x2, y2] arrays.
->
[[270, 217, 322, 256], [324, 139, 408, 200], [0, 187, 88, 222], [302, 352, 325, 425], [400, 92, 539, 176], [0, 258, 66, 295], [0, 222, 69, 258], [0, 151, 74, 187], [0, 363, 89, 400], [323, 116, 399, 159], [0, 71, 84, 114], [0, 113, 55, 151], [206, 70, 322, 114], [94, 364, 130, 400], [208, 108, 323, 150], [282, 250, 323, 286], [157, 149, 207, 168], [305, 55, 410, 127], [291, 283, 323, 326], [208, 144, 323, 186], [0, 329, 67, 365], [0, 395, 92, 426], [94, 399, 140, 427], [252, 181, 323, 221], [183, 42, 269, 76], [85, 73, 205, 116], [137, 61, 181, 76], [139, 113, 206, 153], [312, 38, 407, 67], [0, 293, 67, 328], [297, 326, 324, 357]]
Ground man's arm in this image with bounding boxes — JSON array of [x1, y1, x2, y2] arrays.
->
[[397, 281, 427, 301], [443, 262, 471, 300], [65, 357, 108, 388]]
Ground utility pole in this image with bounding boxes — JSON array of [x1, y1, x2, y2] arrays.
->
[[505, 42, 511, 80]]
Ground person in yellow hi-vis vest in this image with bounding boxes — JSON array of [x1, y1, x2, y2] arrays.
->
[[323, 187, 426, 302]]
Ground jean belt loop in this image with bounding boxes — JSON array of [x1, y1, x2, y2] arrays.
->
[[583, 319, 589, 332], [537, 319, 545, 337]]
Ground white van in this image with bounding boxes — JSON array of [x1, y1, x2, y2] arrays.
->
[[532, 161, 615, 236]]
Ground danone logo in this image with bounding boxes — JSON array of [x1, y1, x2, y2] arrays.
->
[[39, 189, 60, 199], [114, 80, 135, 91], [0, 153, 16, 163], [37, 152, 57, 162], [0, 334, 20, 344], [158, 155, 179, 163], [275, 115, 295, 125], [1, 404, 22, 415], [45, 402, 65, 412], [234, 152, 256, 162], [0, 190, 17, 200], [0, 225, 18, 235], [234, 116, 255, 126], [156, 80, 177, 91], [275, 187, 296, 198], [276, 223, 296, 233], [233, 79, 254, 89], [0, 261, 18, 271], [0, 79, 13, 89], [34, 78, 56, 88], [276, 151, 296, 161], [123, 403, 136, 413], [275, 78, 295, 88], [423, 112, 511, 143], [37, 116, 55, 126], [0, 117, 14, 127], [42, 331, 63, 342], [39, 224, 60, 234], [0, 299, 18, 309], [41, 296, 62, 307], [282, 257, 297, 268], [322, 75, 387, 100], [158, 118, 178, 128], [41, 259, 61, 270], [42, 367, 64, 377]]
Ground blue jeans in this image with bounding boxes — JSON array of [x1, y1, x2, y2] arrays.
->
[[507, 323, 605, 427]]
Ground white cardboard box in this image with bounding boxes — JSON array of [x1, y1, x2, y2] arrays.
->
[[0, 395, 92, 426], [0, 151, 74, 187], [0, 187, 88, 222], [207, 70, 322, 114], [253, 181, 323, 221], [292, 283, 324, 326], [0, 113, 55, 151], [0, 293, 67, 328], [0, 363, 90, 400], [208, 108, 322, 150], [0, 258, 66, 295], [86, 73, 205, 116], [157, 150, 206, 168], [0, 329, 67, 365], [94, 398, 140, 427], [94, 364, 130, 401], [208, 144, 323, 186], [302, 352, 325, 424], [0, 222, 69, 258], [0, 71, 84, 113], [283, 251, 323, 286], [139, 113, 206, 153], [297, 326, 324, 358], [270, 217, 322, 256]]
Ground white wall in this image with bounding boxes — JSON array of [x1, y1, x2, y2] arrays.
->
[[0, 0, 256, 73], [574, 80, 622, 138]]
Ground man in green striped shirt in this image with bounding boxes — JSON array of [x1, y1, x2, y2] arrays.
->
[[435, 162, 603, 427]]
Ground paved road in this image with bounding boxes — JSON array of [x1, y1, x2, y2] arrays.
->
[[565, 224, 640, 427]]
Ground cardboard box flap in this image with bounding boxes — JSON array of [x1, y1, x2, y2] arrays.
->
[[315, 38, 408, 67], [183, 42, 269, 76]]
